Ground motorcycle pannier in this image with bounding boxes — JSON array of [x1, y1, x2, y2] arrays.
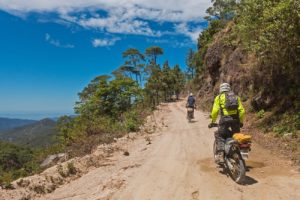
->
[[233, 133, 252, 143]]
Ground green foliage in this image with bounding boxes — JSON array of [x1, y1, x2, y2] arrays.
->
[[235, 0, 300, 109], [123, 109, 143, 132], [57, 162, 77, 178], [0, 119, 58, 148], [145, 46, 164, 65], [76, 76, 142, 119], [33, 185, 46, 194], [256, 109, 265, 119], [206, 0, 239, 21], [195, 18, 229, 79], [196, 0, 240, 69], [0, 141, 40, 186], [273, 112, 300, 136], [186, 49, 196, 80], [145, 59, 185, 106], [114, 48, 145, 85], [67, 162, 77, 175], [57, 164, 67, 178], [56, 116, 75, 145]]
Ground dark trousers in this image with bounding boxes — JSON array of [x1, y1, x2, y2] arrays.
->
[[215, 116, 240, 152]]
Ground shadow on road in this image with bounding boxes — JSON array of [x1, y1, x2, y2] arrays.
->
[[198, 158, 259, 186], [243, 176, 258, 185], [217, 166, 258, 185]]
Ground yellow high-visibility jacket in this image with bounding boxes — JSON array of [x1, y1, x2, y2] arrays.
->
[[210, 93, 245, 123]]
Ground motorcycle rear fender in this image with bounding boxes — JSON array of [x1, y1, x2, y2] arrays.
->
[[225, 139, 239, 155]]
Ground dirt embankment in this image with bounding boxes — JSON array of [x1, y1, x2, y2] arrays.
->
[[1, 101, 299, 200]]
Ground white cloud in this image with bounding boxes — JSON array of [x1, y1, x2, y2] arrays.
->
[[92, 37, 120, 47], [146, 38, 193, 48], [0, 1, 210, 20], [45, 33, 74, 48], [175, 23, 203, 42], [79, 16, 160, 37], [1, 0, 211, 42]]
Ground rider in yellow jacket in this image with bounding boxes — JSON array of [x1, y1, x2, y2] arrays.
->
[[209, 83, 245, 163], [210, 91, 245, 125]]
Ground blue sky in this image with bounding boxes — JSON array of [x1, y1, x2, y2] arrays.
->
[[0, 0, 209, 119]]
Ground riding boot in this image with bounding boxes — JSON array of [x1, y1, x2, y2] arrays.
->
[[217, 151, 224, 163], [215, 131, 225, 163]]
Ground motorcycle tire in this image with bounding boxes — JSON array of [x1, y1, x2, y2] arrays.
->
[[225, 152, 246, 184], [187, 112, 193, 122]]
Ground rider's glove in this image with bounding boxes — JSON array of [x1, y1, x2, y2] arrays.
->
[[240, 122, 244, 128], [208, 123, 217, 128]]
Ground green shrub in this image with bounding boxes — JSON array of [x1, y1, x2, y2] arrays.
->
[[67, 162, 77, 175], [256, 109, 265, 119], [272, 112, 300, 136], [33, 185, 46, 194], [124, 110, 143, 132], [57, 165, 67, 178], [0, 141, 41, 186]]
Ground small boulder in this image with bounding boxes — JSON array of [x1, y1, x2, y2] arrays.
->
[[41, 153, 68, 167]]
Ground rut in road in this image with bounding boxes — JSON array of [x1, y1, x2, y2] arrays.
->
[[3, 101, 299, 200]]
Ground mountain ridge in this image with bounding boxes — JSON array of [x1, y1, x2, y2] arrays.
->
[[0, 117, 37, 131], [0, 118, 58, 148]]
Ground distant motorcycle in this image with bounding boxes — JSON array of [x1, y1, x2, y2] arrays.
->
[[209, 123, 251, 184], [186, 107, 194, 122]]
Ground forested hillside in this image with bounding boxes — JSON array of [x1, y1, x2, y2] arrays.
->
[[188, 0, 300, 162], [0, 118, 36, 131], [0, 119, 57, 148]]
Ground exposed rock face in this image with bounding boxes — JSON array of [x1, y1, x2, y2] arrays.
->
[[197, 28, 255, 111], [204, 41, 224, 86], [251, 93, 275, 111], [41, 153, 68, 167]]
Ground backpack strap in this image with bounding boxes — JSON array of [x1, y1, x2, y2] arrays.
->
[[219, 94, 225, 116]]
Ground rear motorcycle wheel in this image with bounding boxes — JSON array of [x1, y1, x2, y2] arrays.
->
[[187, 111, 192, 122], [225, 152, 246, 184]]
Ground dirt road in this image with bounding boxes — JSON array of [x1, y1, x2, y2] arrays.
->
[[4, 101, 299, 200]]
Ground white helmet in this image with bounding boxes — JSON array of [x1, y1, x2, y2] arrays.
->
[[189, 92, 193, 96], [219, 83, 231, 93]]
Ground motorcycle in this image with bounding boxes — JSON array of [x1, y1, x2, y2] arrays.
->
[[209, 123, 251, 184], [186, 107, 194, 122]]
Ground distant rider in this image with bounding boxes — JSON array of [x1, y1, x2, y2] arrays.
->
[[186, 93, 196, 118], [208, 83, 245, 163]]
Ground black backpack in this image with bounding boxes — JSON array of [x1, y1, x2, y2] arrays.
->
[[224, 91, 239, 110]]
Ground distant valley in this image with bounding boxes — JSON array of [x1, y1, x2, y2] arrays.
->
[[0, 117, 37, 131], [0, 118, 58, 148]]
